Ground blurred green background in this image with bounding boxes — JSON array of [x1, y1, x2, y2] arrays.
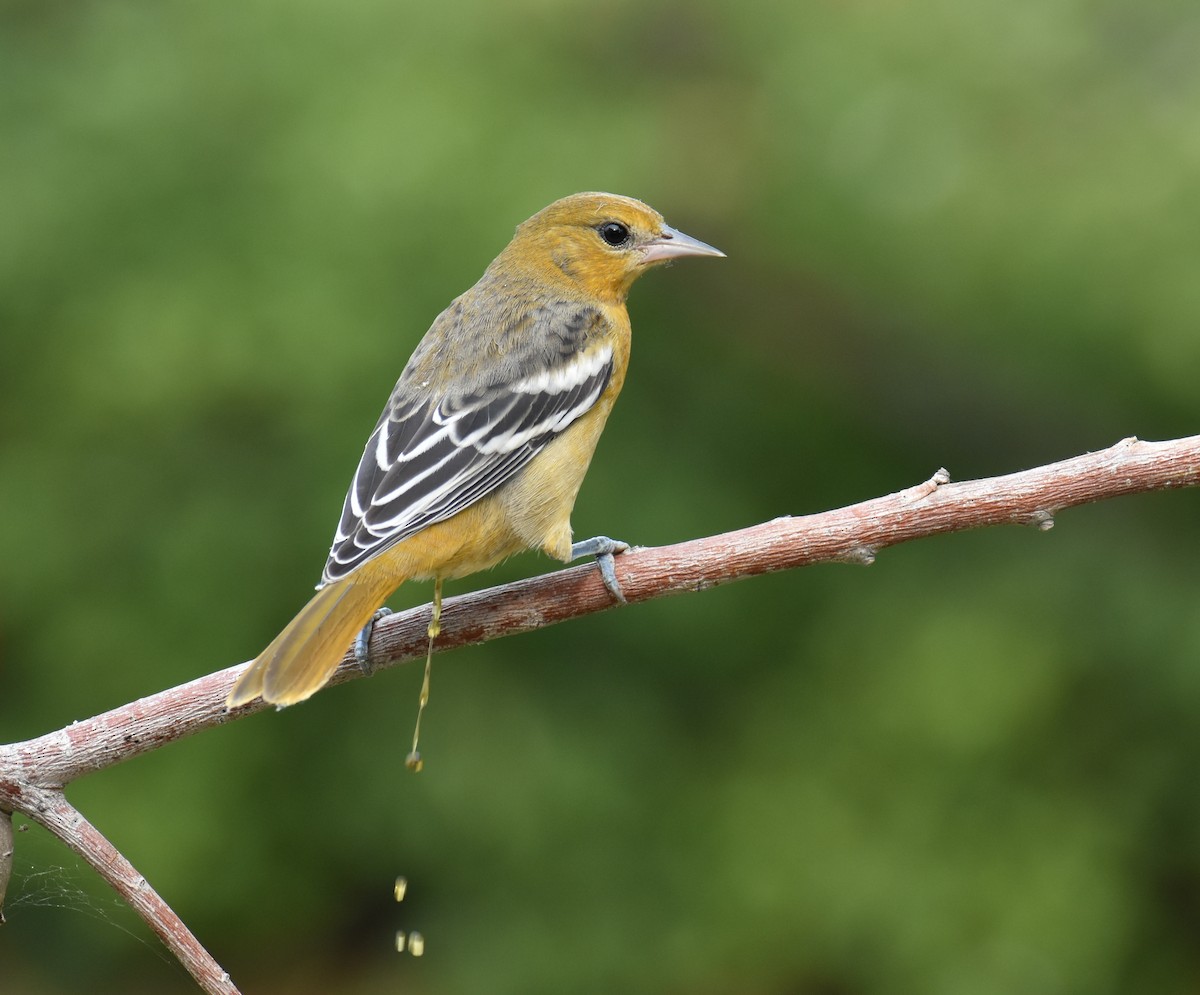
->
[[3, 0, 1199, 992]]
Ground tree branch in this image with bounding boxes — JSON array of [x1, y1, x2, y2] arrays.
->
[[19, 787, 239, 994], [1, 433, 1197, 988]]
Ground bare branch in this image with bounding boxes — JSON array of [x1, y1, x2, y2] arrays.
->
[[4, 434, 1200, 791], [0, 432, 1197, 987], [12, 787, 241, 994]]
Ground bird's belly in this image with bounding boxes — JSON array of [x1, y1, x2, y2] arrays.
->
[[497, 406, 614, 562]]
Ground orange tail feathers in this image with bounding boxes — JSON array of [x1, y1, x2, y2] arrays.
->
[[227, 569, 399, 708]]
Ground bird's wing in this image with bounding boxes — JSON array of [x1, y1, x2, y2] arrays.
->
[[321, 310, 613, 585]]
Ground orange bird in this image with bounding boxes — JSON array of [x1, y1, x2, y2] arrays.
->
[[227, 193, 723, 742]]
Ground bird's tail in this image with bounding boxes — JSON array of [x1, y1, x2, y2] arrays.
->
[[227, 570, 398, 708]]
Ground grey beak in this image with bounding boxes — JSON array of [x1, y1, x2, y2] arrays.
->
[[640, 224, 726, 264]]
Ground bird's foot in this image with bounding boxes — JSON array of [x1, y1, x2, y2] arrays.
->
[[354, 607, 393, 675], [570, 535, 630, 603]]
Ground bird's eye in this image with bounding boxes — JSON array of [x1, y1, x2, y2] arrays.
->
[[597, 221, 631, 247]]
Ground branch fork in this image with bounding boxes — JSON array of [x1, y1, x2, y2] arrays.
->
[[2, 433, 1198, 992]]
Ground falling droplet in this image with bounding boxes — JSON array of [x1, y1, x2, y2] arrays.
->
[[394, 876, 407, 902], [395, 931, 406, 953], [408, 932, 425, 956]]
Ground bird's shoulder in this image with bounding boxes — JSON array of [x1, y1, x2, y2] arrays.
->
[[394, 272, 622, 404]]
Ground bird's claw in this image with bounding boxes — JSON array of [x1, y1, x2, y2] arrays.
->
[[570, 535, 630, 603], [354, 607, 393, 675]]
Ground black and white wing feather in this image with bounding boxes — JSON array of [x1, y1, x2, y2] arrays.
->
[[321, 309, 613, 585]]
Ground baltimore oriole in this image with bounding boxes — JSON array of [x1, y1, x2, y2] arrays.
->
[[227, 193, 723, 749]]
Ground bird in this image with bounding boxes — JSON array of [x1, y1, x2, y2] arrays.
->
[[226, 192, 724, 759]]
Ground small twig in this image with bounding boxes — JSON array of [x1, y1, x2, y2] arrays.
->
[[0, 432, 1197, 987], [16, 787, 240, 994]]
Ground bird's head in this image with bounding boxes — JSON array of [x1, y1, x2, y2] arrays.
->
[[503, 192, 724, 304]]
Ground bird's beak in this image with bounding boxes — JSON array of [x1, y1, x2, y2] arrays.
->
[[640, 224, 726, 264]]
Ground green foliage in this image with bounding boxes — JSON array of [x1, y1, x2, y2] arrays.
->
[[2, 0, 1199, 991]]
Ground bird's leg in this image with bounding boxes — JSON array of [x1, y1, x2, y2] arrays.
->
[[354, 607, 394, 676], [406, 578, 443, 773], [569, 535, 630, 603]]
